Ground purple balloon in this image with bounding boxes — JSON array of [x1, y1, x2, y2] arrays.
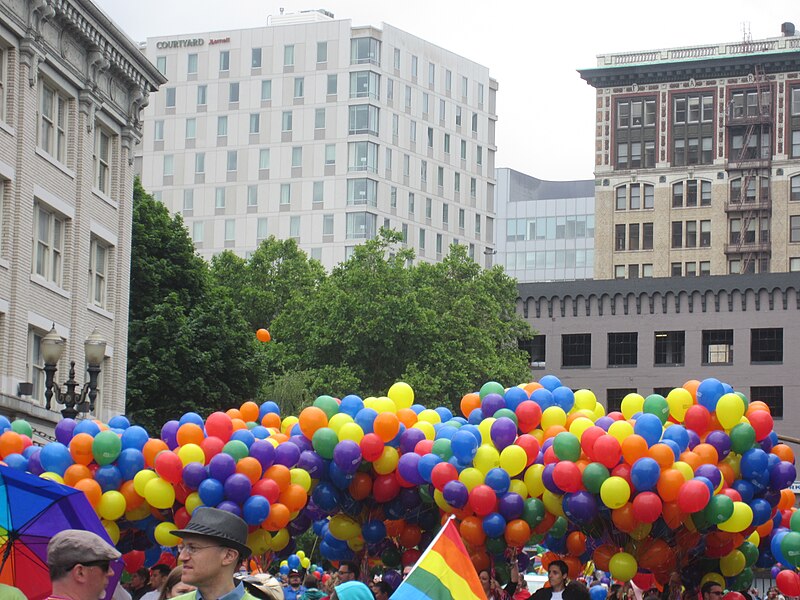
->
[[27, 448, 44, 475], [481, 393, 506, 418], [223, 473, 252, 504], [705, 430, 731, 460], [383, 570, 402, 591], [564, 491, 598, 523], [249, 439, 275, 470], [182, 462, 208, 489], [594, 416, 614, 431], [333, 440, 362, 474], [490, 417, 517, 450], [771, 461, 797, 491], [498, 492, 525, 521], [289, 435, 313, 453], [288, 511, 312, 535], [216, 500, 242, 517], [55, 419, 77, 445], [400, 428, 427, 455], [517, 553, 531, 571], [397, 453, 424, 485], [297, 450, 325, 478], [542, 463, 561, 494], [161, 420, 180, 450], [208, 452, 236, 482], [760, 436, 775, 452], [694, 464, 722, 489], [687, 430, 701, 449], [399, 487, 422, 509], [442, 480, 469, 508], [274, 442, 301, 468]]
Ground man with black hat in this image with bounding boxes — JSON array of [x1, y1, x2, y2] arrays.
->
[[170, 507, 258, 600], [46, 529, 121, 600], [282, 569, 306, 600]]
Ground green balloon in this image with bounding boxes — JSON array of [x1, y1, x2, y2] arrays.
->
[[704, 494, 734, 524], [313, 395, 340, 419], [781, 531, 800, 568], [735, 391, 750, 411], [222, 440, 249, 461], [791, 510, 800, 533], [740, 541, 759, 568], [494, 562, 511, 585], [691, 510, 710, 531], [419, 485, 434, 504], [486, 536, 507, 555], [311, 427, 338, 460], [731, 567, 754, 591], [431, 438, 453, 461], [522, 498, 545, 528], [730, 423, 756, 454], [552, 431, 581, 462], [246, 421, 258, 429], [479, 381, 505, 399], [582, 462, 611, 494], [92, 430, 121, 466], [643, 394, 669, 424], [550, 516, 568, 538], [381, 546, 401, 568], [11, 419, 32, 438], [493, 408, 518, 426]]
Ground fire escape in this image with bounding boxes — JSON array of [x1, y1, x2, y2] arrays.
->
[[724, 64, 772, 274]]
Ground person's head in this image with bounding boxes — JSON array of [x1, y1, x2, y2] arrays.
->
[[171, 507, 251, 591], [701, 581, 724, 600], [548, 560, 569, 591], [479, 570, 491, 592], [337, 561, 359, 583], [768, 589, 778, 599], [158, 566, 196, 600], [288, 570, 303, 588], [149, 564, 171, 591], [402, 565, 413, 579], [47, 529, 121, 600], [304, 574, 318, 589], [374, 580, 392, 600]]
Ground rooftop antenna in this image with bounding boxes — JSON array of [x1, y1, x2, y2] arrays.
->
[[741, 21, 752, 42]]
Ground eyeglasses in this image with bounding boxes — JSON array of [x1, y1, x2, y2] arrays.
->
[[178, 543, 221, 556], [70, 560, 111, 572]]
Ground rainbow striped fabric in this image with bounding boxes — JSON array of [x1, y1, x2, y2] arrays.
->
[[390, 517, 486, 600]]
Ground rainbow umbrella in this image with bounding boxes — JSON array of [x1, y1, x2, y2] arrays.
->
[[0, 464, 122, 599]]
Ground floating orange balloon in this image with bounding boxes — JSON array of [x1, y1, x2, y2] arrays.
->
[[693, 443, 719, 465], [505, 519, 531, 548], [349, 472, 372, 501], [69, 433, 95, 466], [74, 478, 102, 509], [373, 412, 400, 443], [176, 423, 204, 447], [280, 483, 308, 512], [460, 516, 486, 547], [621, 435, 648, 465], [593, 544, 617, 571], [772, 444, 795, 464], [261, 413, 281, 429], [566, 531, 587, 556], [143, 439, 169, 468], [298, 407, 328, 438], [240, 401, 260, 423], [657, 469, 685, 503], [460, 393, 481, 418], [262, 502, 290, 531], [236, 457, 263, 484], [265, 465, 291, 492], [256, 328, 271, 343], [64, 463, 92, 486], [0, 431, 23, 458]]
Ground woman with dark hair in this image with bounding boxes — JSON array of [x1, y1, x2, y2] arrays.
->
[[158, 566, 196, 600]]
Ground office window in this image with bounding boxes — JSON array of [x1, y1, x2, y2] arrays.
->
[[185, 117, 196, 140], [685, 220, 697, 247], [257, 218, 268, 242], [700, 220, 711, 247], [249, 113, 260, 134], [284, 45, 295, 67], [280, 184, 291, 205], [195, 153, 205, 174], [294, 77, 304, 99], [562, 333, 591, 368], [419, 228, 426, 250], [187, 53, 198, 75], [33, 203, 64, 285], [349, 104, 380, 135], [471, 112, 478, 133], [347, 179, 378, 206], [315, 108, 326, 130], [163, 155, 174, 176], [325, 144, 336, 166], [615, 97, 656, 169], [229, 82, 239, 103], [291, 147, 302, 168], [393, 48, 401, 70], [251, 47, 262, 68], [317, 41, 327, 64], [327, 74, 338, 95], [390, 187, 397, 208], [410, 120, 417, 142], [387, 78, 394, 100], [751, 328, 783, 363], [791, 216, 800, 243], [94, 128, 111, 194], [225, 219, 235, 242], [411, 55, 418, 78], [421, 161, 428, 183], [405, 85, 412, 109], [226, 150, 237, 172], [475, 214, 481, 236], [608, 332, 638, 367], [247, 185, 258, 207], [89, 238, 108, 308], [197, 85, 207, 106], [217, 116, 228, 137], [614, 224, 626, 251], [470, 177, 477, 198], [458, 208, 466, 229], [671, 221, 683, 248], [261, 80, 272, 101], [154, 120, 164, 142], [672, 92, 714, 166], [436, 233, 443, 255], [654, 331, 685, 366], [282, 111, 293, 132], [702, 330, 733, 365], [351, 37, 380, 66], [165, 87, 176, 108], [751, 386, 783, 418], [628, 223, 639, 250], [259, 149, 270, 170], [183, 189, 194, 214], [350, 71, 380, 99], [322, 213, 334, 236], [348, 141, 378, 173], [791, 257, 800, 272], [346, 212, 377, 239], [673, 179, 711, 207], [39, 81, 69, 163], [408, 193, 416, 215], [215, 187, 226, 209], [192, 221, 204, 243], [156, 56, 167, 75], [219, 50, 230, 72]]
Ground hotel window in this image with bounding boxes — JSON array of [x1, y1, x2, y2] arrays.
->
[[261, 80, 272, 101], [229, 82, 239, 103], [642, 222, 654, 250], [444, 133, 451, 154], [351, 37, 380, 66], [192, 221, 204, 243], [458, 208, 465, 229], [247, 185, 258, 207], [156, 56, 167, 75], [313, 182, 324, 204], [454, 172, 461, 192], [249, 114, 260, 134], [608, 332, 638, 367], [89, 238, 108, 308], [405, 85, 412, 109], [790, 175, 800, 201], [325, 144, 335, 166], [562, 333, 591, 368], [456, 106, 462, 127], [185, 118, 196, 139], [39, 81, 69, 163], [392, 114, 399, 138], [673, 179, 711, 207], [28, 330, 45, 402], [729, 128, 771, 162], [348, 141, 378, 173], [478, 83, 485, 106], [462, 76, 468, 98], [790, 216, 800, 243], [94, 128, 111, 194], [390, 187, 397, 208], [347, 179, 378, 206], [428, 63, 435, 86], [322, 214, 334, 236], [408, 193, 415, 215], [421, 161, 428, 183], [294, 77, 304, 99], [411, 55, 418, 78], [470, 177, 477, 198], [700, 220, 711, 247], [423, 93, 430, 115], [217, 116, 228, 137], [475, 214, 481, 236], [672, 92, 714, 166], [197, 85, 207, 106], [154, 120, 164, 141], [187, 53, 198, 75], [393, 48, 400, 70], [350, 71, 380, 99], [257, 218, 268, 242], [702, 329, 733, 365], [284, 45, 294, 67], [471, 112, 478, 133], [327, 74, 338, 95], [685, 220, 697, 247], [751, 386, 783, 419], [291, 147, 302, 168], [671, 221, 682, 248], [349, 104, 379, 136], [346, 212, 377, 239], [436, 233, 443, 255], [215, 187, 226, 209], [219, 50, 230, 72], [282, 111, 293, 132], [437, 167, 444, 188], [195, 153, 205, 174], [387, 78, 394, 100], [183, 190, 193, 214], [476, 146, 483, 165], [440, 99, 446, 122], [410, 121, 417, 142], [445, 69, 452, 93], [614, 97, 656, 169], [751, 328, 783, 363], [163, 155, 174, 177], [251, 47, 262, 68], [442, 203, 449, 225], [33, 202, 64, 285], [225, 219, 235, 242], [419, 228, 426, 250], [165, 87, 176, 108], [315, 108, 326, 130], [280, 184, 291, 205], [385, 148, 392, 171], [615, 224, 626, 251], [317, 41, 327, 64]]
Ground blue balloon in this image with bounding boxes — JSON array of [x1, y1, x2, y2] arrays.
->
[[117, 448, 145, 481], [410, 404, 425, 415], [287, 554, 301, 569], [694, 476, 715, 497], [531, 388, 555, 410], [590, 585, 608, 600], [108, 415, 130, 430], [362, 520, 387, 544], [451, 430, 479, 463], [741, 449, 769, 480], [661, 439, 681, 460], [4, 453, 28, 471], [732, 479, 755, 503], [328, 461, 354, 490], [460, 424, 482, 445], [251, 426, 269, 440], [290, 423, 302, 437], [485, 468, 511, 494], [750, 498, 773, 526], [312, 481, 340, 512], [417, 454, 442, 483], [259, 401, 281, 419], [95, 465, 123, 493], [539, 375, 562, 391], [39, 442, 73, 476], [435, 407, 453, 422], [633, 413, 663, 447], [482, 512, 507, 537], [662, 425, 689, 451], [468, 408, 483, 425], [74, 420, 100, 437], [231, 429, 255, 448], [552, 386, 575, 412], [0, 416, 12, 433], [279, 564, 290, 575], [339, 395, 364, 419], [242, 495, 271, 526], [435, 425, 458, 441], [198, 478, 225, 506], [630, 457, 661, 491], [355, 408, 378, 434], [121, 426, 149, 451], [503, 387, 529, 412], [696, 378, 725, 412], [771, 528, 789, 566]]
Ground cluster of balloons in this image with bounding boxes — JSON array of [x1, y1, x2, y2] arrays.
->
[[278, 551, 327, 581], [0, 375, 797, 594]]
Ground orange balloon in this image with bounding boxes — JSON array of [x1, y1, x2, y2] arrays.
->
[[74, 478, 102, 508], [176, 423, 204, 446], [543, 425, 567, 440], [648, 444, 675, 469], [678, 450, 702, 472], [460, 516, 486, 547], [612, 503, 637, 533], [231, 418, 247, 432], [397, 408, 418, 428], [657, 469, 685, 503], [778, 488, 796, 511], [385, 519, 405, 537], [692, 443, 719, 465], [564, 556, 582, 579], [400, 524, 422, 549], [470, 550, 491, 574], [662, 501, 686, 529], [226, 408, 243, 420], [120, 480, 144, 510], [265, 465, 291, 492], [64, 464, 93, 487], [262, 502, 290, 531], [460, 393, 481, 418], [256, 328, 271, 343], [505, 519, 532, 548], [533, 511, 556, 535], [638, 538, 675, 572], [69, 433, 95, 465], [0, 432, 23, 458], [236, 457, 263, 484], [280, 483, 308, 512], [772, 444, 795, 463], [143, 438, 168, 468], [374, 413, 400, 443], [270, 433, 288, 444], [682, 380, 700, 401], [622, 435, 648, 465], [261, 413, 281, 429], [718, 462, 735, 486], [593, 544, 617, 571], [524, 382, 544, 394], [746, 401, 770, 415], [756, 518, 774, 538], [298, 407, 329, 439], [566, 531, 586, 556], [349, 472, 372, 501], [240, 401, 260, 423]]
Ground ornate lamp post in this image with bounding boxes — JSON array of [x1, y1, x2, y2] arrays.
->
[[41, 325, 107, 419]]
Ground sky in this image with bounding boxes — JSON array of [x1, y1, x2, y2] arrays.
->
[[95, 0, 797, 181]]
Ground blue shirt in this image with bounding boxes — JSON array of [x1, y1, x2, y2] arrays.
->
[[283, 585, 307, 600]]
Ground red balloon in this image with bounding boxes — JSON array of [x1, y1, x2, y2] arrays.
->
[[632, 491, 663, 523], [469, 484, 498, 516], [360, 433, 385, 462], [592, 435, 622, 469], [205, 412, 234, 442], [581, 426, 606, 458], [516, 401, 542, 433], [542, 446, 558, 465], [200, 436, 225, 463], [684, 405, 711, 435], [123, 550, 145, 574], [402, 549, 422, 567], [777, 570, 800, 597], [516, 434, 540, 466], [372, 473, 400, 502], [633, 572, 655, 591], [611, 463, 633, 487], [154, 451, 183, 484], [174, 507, 191, 529], [718, 487, 742, 502], [252, 478, 281, 503], [158, 551, 177, 569], [748, 410, 773, 441], [677, 479, 710, 513], [414, 440, 434, 456], [552, 461, 582, 493], [722, 593, 746, 600], [431, 462, 458, 491]]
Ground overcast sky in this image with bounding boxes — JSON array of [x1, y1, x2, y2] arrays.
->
[[96, 0, 797, 181]]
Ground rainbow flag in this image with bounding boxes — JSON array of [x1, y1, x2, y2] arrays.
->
[[390, 516, 486, 600]]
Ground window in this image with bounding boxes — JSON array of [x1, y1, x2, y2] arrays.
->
[[615, 97, 656, 169], [251, 47, 262, 68], [791, 257, 800, 272], [437, 167, 444, 188], [313, 182, 324, 204], [183, 189, 194, 214], [351, 37, 380, 66], [259, 149, 269, 170], [290, 216, 301, 239], [249, 113, 260, 134], [261, 80, 272, 101], [226, 150, 237, 172], [700, 261, 711, 276], [315, 108, 326, 130], [385, 148, 392, 171], [347, 179, 378, 206], [257, 218, 268, 242], [89, 238, 108, 308], [327, 74, 338, 95], [284, 45, 294, 67], [156, 56, 167, 75], [421, 161, 428, 183], [642, 222, 653, 250], [39, 82, 68, 163], [654, 331, 685, 366], [562, 334, 591, 367], [94, 128, 111, 194], [615, 224, 626, 251], [608, 332, 638, 367], [456, 106, 463, 127], [217, 116, 228, 137], [291, 147, 302, 168], [317, 41, 328, 64], [215, 187, 226, 209], [280, 184, 291, 205], [423, 93, 430, 115], [350, 71, 380, 99], [444, 133, 451, 154], [219, 50, 230, 72], [33, 203, 64, 285], [607, 389, 637, 414], [454, 172, 461, 192], [282, 111, 293, 132], [390, 187, 397, 208], [686, 220, 697, 247], [294, 77, 304, 99], [229, 82, 239, 103], [322, 213, 334, 236], [751, 386, 783, 418], [436, 233, 443, 255], [192, 221, 204, 243], [751, 328, 783, 363], [346, 212, 377, 239], [411, 55, 418, 78], [671, 221, 682, 248], [476, 145, 483, 165], [672, 92, 714, 165], [615, 183, 654, 210], [410, 121, 417, 142], [475, 214, 481, 236], [703, 330, 733, 365], [408, 193, 415, 215], [165, 87, 176, 108], [471, 112, 478, 133], [700, 220, 711, 247], [470, 177, 477, 198], [461, 76, 468, 97], [643, 264, 653, 277], [673, 180, 712, 207], [349, 104, 380, 135], [247, 185, 258, 207], [225, 219, 235, 242], [393, 48, 400, 70], [325, 144, 335, 166], [614, 265, 626, 279], [387, 78, 394, 100], [628, 223, 639, 250], [791, 216, 800, 243], [195, 152, 205, 174], [28, 330, 45, 402], [405, 85, 412, 109], [185, 118, 196, 139], [187, 53, 198, 75], [154, 120, 164, 141], [163, 155, 174, 176], [197, 85, 207, 106], [348, 141, 378, 173], [419, 228, 426, 249], [518, 336, 546, 369]]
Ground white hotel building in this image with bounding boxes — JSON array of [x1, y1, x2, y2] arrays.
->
[[137, 10, 498, 269]]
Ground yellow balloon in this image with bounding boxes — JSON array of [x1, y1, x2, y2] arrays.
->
[[747, 531, 760, 546], [718, 501, 753, 532], [621, 393, 645, 420], [478, 418, 496, 447], [373, 446, 399, 475], [372, 397, 397, 414], [459, 467, 485, 491], [630, 522, 652, 540], [248, 529, 271, 555], [667, 388, 693, 421], [722, 453, 741, 478], [177, 443, 205, 466], [125, 503, 150, 521], [574, 389, 597, 411], [338, 422, 365, 444], [296, 551, 306, 560], [608, 421, 634, 443], [569, 417, 595, 439], [673, 461, 694, 480], [102, 519, 120, 544], [281, 416, 299, 436], [329, 413, 354, 434], [434, 489, 454, 512], [720, 549, 745, 577], [593, 403, 606, 420], [509, 479, 529, 499], [524, 463, 545, 498], [499, 445, 527, 477], [270, 528, 289, 551], [98, 490, 126, 521], [155, 522, 181, 547], [329, 515, 360, 540], [185, 492, 203, 514], [290, 468, 312, 492], [388, 382, 415, 410], [144, 477, 175, 510], [716, 393, 745, 430], [541, 407, 567, 430], [301, 556, 312, 568], [700, 573, 725, 588], [40, 472, 65, 484], [609, 552, 638, 582], [600, 476, 631, 509], [417, 409, 441, 425], [542, 489, 565, 517], [412, 421, 435, 440], [133, 469, 158, 497], [474, 444, 500, 473]]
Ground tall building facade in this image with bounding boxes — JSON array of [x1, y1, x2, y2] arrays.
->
[[138, 11, 498, 270], [579, 25, 800, 280], [0, 1, 164, 436], [496, 168, 594, 282]]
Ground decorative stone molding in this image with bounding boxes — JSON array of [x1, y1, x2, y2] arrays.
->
[[19, 38, 44, 87], [79, 89, 98, 133]]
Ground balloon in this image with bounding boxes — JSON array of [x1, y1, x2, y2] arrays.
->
[[256, 328, 271, 342], [609, 552, 638, 582], [600, 476, 630, 509]]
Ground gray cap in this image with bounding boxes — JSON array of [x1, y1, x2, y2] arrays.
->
[[47, 529, 121, 570]]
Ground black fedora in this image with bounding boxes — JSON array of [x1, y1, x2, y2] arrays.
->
[[171, 507, 251, 558]]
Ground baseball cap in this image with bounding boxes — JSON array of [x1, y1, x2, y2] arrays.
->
[[47, 530, 121, 570]]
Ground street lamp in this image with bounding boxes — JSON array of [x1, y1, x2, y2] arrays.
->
[[41, 325, 107, 419]]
